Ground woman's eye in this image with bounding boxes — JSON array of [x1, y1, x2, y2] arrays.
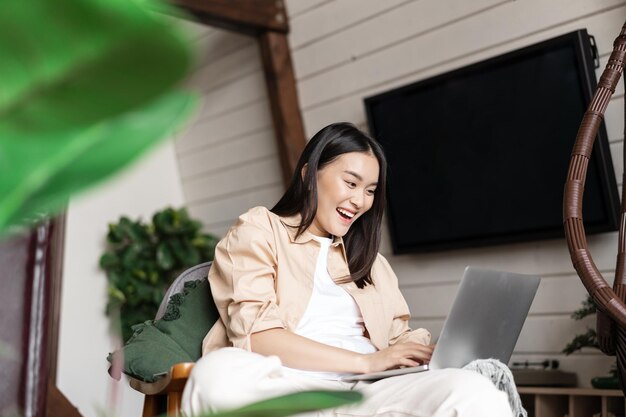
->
[[367, 189, 376, 196], [345, 181, 356, 188]]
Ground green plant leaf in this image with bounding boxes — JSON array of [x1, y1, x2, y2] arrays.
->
[[0, 0, 192, 133], [0, 0, 198, 235], [99, 252, 119, 269], [181, 239, 201, 265], [107, 285, 126, 303], [563, 328, 599, 355], [156, 242, 175, 270], [154, 208, 177, 235], [107, 223, 124, 244], [571, 294, 596, 320], [101, 207, 218, 338], [0, 91, 197, 233], [206, 390, 363, 417]]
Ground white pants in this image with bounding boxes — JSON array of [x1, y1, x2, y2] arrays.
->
[[181, 348, 513, 417]]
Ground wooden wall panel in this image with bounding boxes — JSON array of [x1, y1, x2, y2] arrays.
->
[[300, 5, 626, 136], [413, 315, 593, 354], [174, 23, 284, 241], [297, 0, 624, 111], [286, 0, 332, 19], [176, 99, 273, 154], [183, 155, 282, 203], [179, 128, 275, 179], [605, 95, 625, 141], [382, 233, 618, 279], [403, 275, 593, 319], [192, 30, 251, 70], [611, 142, 624, 185], [291, 0, 509, 81], [189, 184, 284, 230], [188, 71, 267, 123], [184, 42, 259, 94], [288, 0, 408, 50]]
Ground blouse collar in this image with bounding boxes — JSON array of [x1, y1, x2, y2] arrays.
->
[[279, 213, 345, 248]]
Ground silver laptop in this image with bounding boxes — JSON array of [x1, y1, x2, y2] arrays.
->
[[340, 266, 540, 382]]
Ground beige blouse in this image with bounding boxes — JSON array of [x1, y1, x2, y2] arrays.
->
[[202, 206, 431, 355]]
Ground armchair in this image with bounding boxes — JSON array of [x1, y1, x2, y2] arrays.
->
[[111, 262, 215, 417]]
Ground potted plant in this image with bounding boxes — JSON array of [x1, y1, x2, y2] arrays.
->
[[100, 207, 219, 341], [563, 295, 619, 389]]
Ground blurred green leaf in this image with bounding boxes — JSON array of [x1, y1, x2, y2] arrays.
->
[[564, 295, 601, 356], [156, 242, 175, 270], [182, 240, 201, 265], [121, 244, 143, 268], [206, 390, 363, 417], [0, 91, 197, 233], [0, 0, 191, 132], [99, 252, 118, 269], [148, 270, 159, 285], [571, 294, 596, 320], [107, 224, 123, 243], [132, 269, 147, 281], [563, 328, 599, 355], [0, 0, 198, 234], [107, 286, 126, 303]]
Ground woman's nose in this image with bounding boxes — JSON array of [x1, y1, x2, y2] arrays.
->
[[350, 191, 363, 209]]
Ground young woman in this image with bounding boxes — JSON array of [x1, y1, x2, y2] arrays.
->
[[182, 123, 512, 417]]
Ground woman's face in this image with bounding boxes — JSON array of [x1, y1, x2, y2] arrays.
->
[[308, 151, 380, 238]]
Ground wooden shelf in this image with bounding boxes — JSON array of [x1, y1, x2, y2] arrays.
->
[[518, 387, 624, 417]]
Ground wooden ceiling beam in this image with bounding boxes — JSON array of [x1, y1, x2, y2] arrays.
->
[[170, 0, 288, 35], [169, 0, 306, 186]]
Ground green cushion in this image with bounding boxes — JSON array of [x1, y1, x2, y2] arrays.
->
[[107, 278, 219, 382]]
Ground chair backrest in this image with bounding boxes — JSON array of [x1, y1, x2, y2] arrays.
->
[[155, 261, 213, 321]]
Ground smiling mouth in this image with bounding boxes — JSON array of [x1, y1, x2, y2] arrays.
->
[[336, 208, 355, 221]]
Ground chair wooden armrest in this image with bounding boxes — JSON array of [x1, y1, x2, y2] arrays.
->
[[128, 362, 195, 417]]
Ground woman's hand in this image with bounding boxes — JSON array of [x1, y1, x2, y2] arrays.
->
[[357, 342, 435, 374]]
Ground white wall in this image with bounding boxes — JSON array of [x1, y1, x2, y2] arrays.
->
[[285, 0, 625, 386], [57, 131, 185, 416]]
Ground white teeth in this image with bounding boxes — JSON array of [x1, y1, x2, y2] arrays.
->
[[337, 208, 355, 218]]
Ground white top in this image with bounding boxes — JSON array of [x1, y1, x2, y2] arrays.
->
[[283, 236, 377, 380]]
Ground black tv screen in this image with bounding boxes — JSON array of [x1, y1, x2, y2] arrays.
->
[[365, 29, 620, 254]]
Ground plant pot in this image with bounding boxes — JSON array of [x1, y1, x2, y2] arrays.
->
[[591, 375, 620, 390]]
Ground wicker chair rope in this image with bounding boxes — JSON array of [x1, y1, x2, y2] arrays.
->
[[563, 21, 626, 393]]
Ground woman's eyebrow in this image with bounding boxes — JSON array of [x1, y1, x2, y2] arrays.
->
[[343, 170, 378, 186]]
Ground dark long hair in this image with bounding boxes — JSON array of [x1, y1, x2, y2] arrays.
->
[[271, 122, 387, 288]]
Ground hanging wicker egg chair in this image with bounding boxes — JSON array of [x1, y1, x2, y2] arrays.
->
[[564, 20, 626, 393]]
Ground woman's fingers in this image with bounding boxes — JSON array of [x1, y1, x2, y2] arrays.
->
[[397, 358, 420, 368], [364, 342, 437, 372], [393, 342, 434, 360], [383, 343, 431, 367]]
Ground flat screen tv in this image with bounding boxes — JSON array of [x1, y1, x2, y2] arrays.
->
[[365, 29, 620, 254]]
